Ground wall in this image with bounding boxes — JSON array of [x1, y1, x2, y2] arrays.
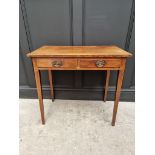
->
[[19, 0, 135, 101]]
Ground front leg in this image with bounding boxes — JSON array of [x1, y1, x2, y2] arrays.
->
[[111, 69, 125, 126], [33, 68, 45, 124]]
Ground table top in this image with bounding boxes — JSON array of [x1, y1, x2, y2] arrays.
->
[[27, 45, 132, 58]]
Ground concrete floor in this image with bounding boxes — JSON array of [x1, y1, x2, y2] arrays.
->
[[19, 99, 135, 155]]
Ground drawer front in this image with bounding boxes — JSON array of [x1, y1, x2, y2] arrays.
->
[[36, 58, 77, 68], [79, 59, 121, 68]]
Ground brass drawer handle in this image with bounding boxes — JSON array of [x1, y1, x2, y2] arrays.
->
[[52, 60, 63, 67], [95, 60, 105, 68]]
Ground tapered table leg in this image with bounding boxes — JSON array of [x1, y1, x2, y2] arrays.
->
[[48, 70, 54, 102], [104, 70, 110, 102], [111, 69, 125, 126], [34, 69, 45, 124]]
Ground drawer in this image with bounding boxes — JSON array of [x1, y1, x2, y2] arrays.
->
[[36, 58, 77, 68], [79, 59, 121, 68]]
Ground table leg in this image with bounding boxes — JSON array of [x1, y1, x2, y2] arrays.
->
[[112, 69, 125, 126], [48, 70, 54, 101], [34, 69, 45, 124], [104, 70, 110, 102]]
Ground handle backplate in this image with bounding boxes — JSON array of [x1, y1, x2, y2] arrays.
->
[[95, 60, 105, 68], [52, 60, 63, 67]]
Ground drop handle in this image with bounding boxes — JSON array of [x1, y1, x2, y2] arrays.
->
[[95, 60, 105, 68], [52, 60, 63, 67]]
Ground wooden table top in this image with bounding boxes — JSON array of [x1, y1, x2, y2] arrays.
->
[[27, 45, 132, 58]]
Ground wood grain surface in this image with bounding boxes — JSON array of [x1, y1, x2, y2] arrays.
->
[[27, 46, 132, 58]]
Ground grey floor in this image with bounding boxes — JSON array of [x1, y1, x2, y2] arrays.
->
[[19, 99, 135, 155]]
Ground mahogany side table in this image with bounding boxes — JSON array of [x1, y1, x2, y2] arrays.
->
[[27, 45, 132, 126]]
